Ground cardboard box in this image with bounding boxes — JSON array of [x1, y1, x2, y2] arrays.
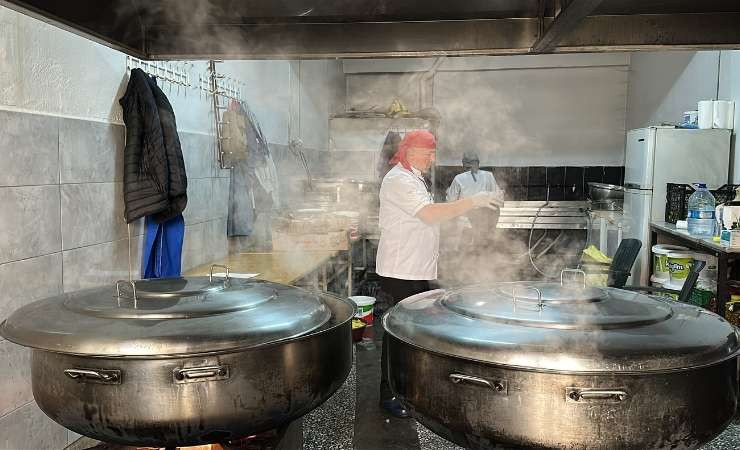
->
[[272, 230, 349, 251]]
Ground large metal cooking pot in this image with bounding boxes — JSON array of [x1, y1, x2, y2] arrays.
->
[[0, 271, 354, 448], [384, 277, 740, 449]]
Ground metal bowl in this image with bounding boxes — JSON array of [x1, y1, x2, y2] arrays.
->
[[588, 199, 623, 211], [587, 182, 624, 202]]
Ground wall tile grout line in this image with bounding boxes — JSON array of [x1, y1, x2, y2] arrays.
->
[[0, 183, 62, 189], [62, 236, 145, 253], [0, 175, 239, 189], [55, 217, 224, 254], [58, 118, 64, 298], [55, 176, 218, 186], [0, 397, 35, 423], [0, 250, 63, 268], [0, 104, 220, 138]]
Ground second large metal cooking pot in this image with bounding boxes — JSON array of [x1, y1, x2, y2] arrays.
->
[[0, 272, 354, 447], [384, 278, 740, 449]]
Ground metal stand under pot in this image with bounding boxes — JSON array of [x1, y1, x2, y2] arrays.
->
[[384, 269, 740, 449], [0, 266, 354, 448]]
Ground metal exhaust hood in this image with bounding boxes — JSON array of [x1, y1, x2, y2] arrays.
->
[[2, 0, 740, 59]]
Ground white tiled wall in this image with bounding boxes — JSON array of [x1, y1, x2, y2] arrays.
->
[[0, 3, 341, 448], [0, 113, 229, 449]]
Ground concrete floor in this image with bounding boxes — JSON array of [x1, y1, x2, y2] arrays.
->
[[352, 326, 419, 450]]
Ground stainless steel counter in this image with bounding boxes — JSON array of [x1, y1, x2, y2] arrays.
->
[[497, 201, 590, 230]]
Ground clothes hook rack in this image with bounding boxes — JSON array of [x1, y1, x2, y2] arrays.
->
[[125, 56, 191, 90], [206, 60, 247, 170]]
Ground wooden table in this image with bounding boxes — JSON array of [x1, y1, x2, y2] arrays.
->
[[186, 251, 338, 285], [650, 221, 740, 316]]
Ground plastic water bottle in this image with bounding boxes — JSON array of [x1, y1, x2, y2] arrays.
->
[[687, 183, 716, 237]]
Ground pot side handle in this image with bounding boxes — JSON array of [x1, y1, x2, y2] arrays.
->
[[566, 387, 628, 403], [173, 365, 230, 383], [64, 368, 121, 384], [449, 373, 507, 395]]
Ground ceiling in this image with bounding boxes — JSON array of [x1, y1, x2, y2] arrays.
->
[[2, 0, 740, 59]]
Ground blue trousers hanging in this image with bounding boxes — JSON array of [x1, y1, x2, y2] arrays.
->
[[142, 214, 185, 278]]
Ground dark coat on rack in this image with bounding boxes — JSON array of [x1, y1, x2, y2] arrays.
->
[[119, 68, 188, 223]]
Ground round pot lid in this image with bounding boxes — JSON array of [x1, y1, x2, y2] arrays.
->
[[0, 277, 335, 358], [383, 282, 740, 373]]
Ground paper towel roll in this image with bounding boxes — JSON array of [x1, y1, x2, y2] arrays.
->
[[698, 100, 714, 129], [713, 100, 735, 129]]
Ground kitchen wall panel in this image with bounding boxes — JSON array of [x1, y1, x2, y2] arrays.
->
[[0, 252, 62, 326], [59, 119, 125, 184], [0, 401, 68, 450], [181, 221, 206, 272], [62, 235, 143, 292], [627, 51, 720, 131], [211, 177, 230, 221], [0, 110, 59, 187], [718, 50, 740, 183], [0, 6, 249, 447], [343, 54, 630, 167], [0, 185, 61, 265], [205, 218, 228, 263], [182, 178, 213, 226], [0, 341, 31, 417], [60, 182, 143, 250], [181, 132, 215, 180], [434, 67, 628, 166]]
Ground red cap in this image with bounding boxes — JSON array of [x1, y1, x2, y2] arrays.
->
[[390, 130, 436, 170]]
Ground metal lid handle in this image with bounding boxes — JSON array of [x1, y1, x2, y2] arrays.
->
[[116, 280, 138, 307], [512, 286, 543, 310], [209, 264, 231, 283], [561, 268, 587, 288]]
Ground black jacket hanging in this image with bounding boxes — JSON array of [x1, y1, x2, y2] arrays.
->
[[147, 75, 188, 222], [119, 68, 187, 223]]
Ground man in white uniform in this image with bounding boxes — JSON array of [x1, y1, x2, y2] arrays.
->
[[446, 152, 503, 203], [446, 152, 504, 253], [376, 131, 501, 417]]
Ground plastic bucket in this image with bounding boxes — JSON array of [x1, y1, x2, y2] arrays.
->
[[652, 245, 688, 280], [350, 296, 376, 324], [666, 251, 694, 286]]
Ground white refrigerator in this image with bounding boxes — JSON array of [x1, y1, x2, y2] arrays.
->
[[623, 127, 731, 286]]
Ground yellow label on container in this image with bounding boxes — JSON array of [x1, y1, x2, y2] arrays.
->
[[667, 258, 692, 280]]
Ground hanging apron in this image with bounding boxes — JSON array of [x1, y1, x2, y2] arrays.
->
[[141, 214, 185, 278]]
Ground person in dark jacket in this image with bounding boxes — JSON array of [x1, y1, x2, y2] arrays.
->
[[119, 68, 187, 224]]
